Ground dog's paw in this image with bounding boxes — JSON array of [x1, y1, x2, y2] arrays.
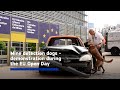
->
[[91, 70, 97, 74], [102, 70, 105, 74]]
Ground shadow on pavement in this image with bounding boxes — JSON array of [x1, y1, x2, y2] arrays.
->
[[105, 55, 120, 56], [38, 71, 91, 79], [39, 71, 77, 77]]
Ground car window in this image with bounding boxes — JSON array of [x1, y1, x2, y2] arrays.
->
[[48, 38, 82, 46], [53, 39, 72, 46]]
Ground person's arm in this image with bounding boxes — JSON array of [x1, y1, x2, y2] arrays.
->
[[88, 34, 93, 45], [102, 38, 106, 45], [96, 33, 104, 49], [100, 34, 105, 46], [98, 38, 105, 46]]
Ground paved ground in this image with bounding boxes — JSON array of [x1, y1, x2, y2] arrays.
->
[[0, 52, 120, 79], [88, 53, 120, 79]]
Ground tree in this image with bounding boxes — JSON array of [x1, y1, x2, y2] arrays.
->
[[0, 41, 6, 50], [28, 43, 36, 51], [39, 43, 46, 50], [10, 47, 15, 52]]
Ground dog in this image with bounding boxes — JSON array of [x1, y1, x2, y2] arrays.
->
[[88, 43, 113, 74]]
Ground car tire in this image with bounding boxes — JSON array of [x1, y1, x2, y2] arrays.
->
[[111, 47, 119, 56], [83, 61, 92, 74]]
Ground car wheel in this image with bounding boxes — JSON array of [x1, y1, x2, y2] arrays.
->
[[83, 61, 92, 74], [111, 47, 119, 56]]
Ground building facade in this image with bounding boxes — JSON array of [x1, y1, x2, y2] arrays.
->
[[88, 23, 94, 29], [0, 11, 87, 65]]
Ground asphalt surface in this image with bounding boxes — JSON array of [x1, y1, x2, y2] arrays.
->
[[0, 52, 120, 79]]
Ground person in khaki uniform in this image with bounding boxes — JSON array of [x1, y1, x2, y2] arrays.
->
[[88, 29, 105, 71]]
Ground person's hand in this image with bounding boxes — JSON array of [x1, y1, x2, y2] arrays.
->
[[88, 42, 94, 45], [96, 44, 101, 49]]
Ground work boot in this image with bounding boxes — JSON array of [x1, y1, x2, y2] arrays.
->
[[92, 67, 96, 71], [98, 67, 101, 71]]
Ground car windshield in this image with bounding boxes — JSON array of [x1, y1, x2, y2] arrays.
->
[[48, 38, 83, 46]]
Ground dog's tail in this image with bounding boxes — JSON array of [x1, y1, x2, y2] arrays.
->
[[104, 59, 113, 63]]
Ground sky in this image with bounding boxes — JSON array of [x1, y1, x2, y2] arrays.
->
[[86, 11, 120, 30]]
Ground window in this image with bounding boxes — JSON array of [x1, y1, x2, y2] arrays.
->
[[26, 43, 32, 51], [0, 41, 7, 55], [11, 42, 23, 53], [0, 59, 7, 64], [26, 43, 36, 51], [0, 41, 7, 64]]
